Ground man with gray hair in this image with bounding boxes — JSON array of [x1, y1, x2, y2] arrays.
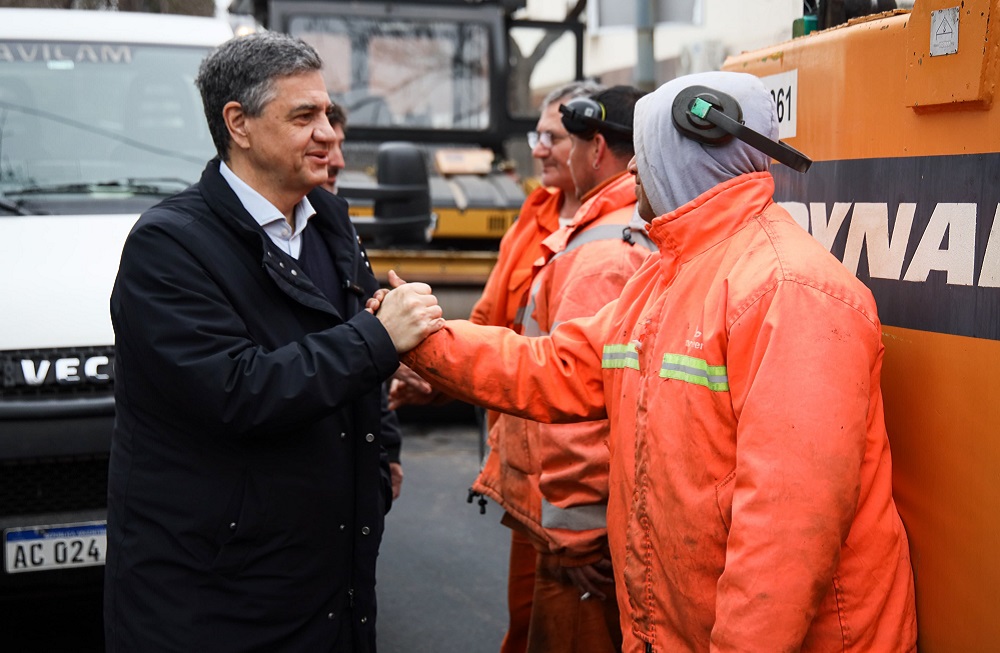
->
[[396, 70, 917, 651], [105, 32, 443, 652]]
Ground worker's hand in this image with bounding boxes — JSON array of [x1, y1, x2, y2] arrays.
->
[[365, 270, 403, 314], [365, 287, 390, 314], [389, 462, 404, 501], [388, 363, 439, 410], [375, 270, 445, 353], [565, 558, 614, 602]]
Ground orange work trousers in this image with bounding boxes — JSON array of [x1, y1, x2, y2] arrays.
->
[[500, 527, 621, 653], [500, 529, 536, 653], [525, 550, 622, 653]]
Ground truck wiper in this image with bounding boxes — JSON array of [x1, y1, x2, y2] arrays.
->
[[8, 177, 190, 197], [0, 196, 32, 215], [0, 100, 206, 164]]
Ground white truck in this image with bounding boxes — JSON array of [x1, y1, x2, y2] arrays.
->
[[0, 8, 233, 598]]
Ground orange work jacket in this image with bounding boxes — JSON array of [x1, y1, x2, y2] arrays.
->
[[473, 172, 651, 564], [469, 185, 561, 329], [407, 172, 918, 652]]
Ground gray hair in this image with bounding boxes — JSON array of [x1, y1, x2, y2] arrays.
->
[[195, 31, 323, 160], [541, 79, 606, 110]]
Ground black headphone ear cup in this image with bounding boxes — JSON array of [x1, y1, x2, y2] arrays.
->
[[671, 85, 742, 146], [665, 83, 812, 172], [560, 97, 604, 138]]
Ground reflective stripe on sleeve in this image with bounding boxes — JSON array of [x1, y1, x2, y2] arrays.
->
[[602, 343, 639, 370], [541, 498, 608, 531], [660, 353, 729, 391]]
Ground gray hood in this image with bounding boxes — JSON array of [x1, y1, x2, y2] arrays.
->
[[633, 71, 777, 217]]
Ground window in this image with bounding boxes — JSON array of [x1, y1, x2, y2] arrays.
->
[[288, 15, 492, 131], [0, 41, 213, 192]]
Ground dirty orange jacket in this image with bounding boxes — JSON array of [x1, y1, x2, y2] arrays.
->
[[469, 185, 561, 329], [473, 172, 650, 564], [407, 173, 918, 652]]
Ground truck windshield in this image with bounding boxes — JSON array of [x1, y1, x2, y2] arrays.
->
[[288, 15, 491, 131], [0, 41, 215, 195]]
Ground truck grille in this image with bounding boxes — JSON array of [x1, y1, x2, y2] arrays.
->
[[1, 347, 114, 400], [0, 455, 109, 517]]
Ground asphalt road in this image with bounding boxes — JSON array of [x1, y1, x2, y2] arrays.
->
[[378, 417, 509, 652], [2, 416, 510, 653]]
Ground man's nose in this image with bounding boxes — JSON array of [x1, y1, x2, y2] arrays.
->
[[531, 142, 550, 159], [314, 118, 335, 142]]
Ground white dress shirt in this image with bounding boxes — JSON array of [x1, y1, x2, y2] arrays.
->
[[219, 161, 316, 260]]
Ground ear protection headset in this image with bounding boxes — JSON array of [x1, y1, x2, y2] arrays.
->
[[559, 97, 633, 140], [671, 85, 812, 173]]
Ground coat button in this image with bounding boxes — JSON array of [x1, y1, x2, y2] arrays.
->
[[360, 616, 367, 624], [365, 433, 375, 443], [327, 612, 335, 620], [340, 432, 347, 439], [279, 261, 285, 268], [361, 526, 370, 536], [229, 522, 237, 531], [339, 524, 346, 531], [291, 269, 298, 276]]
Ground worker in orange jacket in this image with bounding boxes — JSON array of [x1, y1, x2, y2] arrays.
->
[[390, 71, 917, 652], [390, 80, 609, 653], [473, 86, 651, 653]]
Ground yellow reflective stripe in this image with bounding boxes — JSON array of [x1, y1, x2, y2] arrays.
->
[[660, 353, 729, 391], [602, 343, 639, 370]]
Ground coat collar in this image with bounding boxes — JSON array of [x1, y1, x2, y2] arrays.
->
[[538, 171, 636, 260], [197, 159, 371, 319], [647, 171, 775, 273]]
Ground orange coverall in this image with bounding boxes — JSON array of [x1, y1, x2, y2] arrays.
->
[[407, 172, 918, 652], [474, 172, 651, 652]]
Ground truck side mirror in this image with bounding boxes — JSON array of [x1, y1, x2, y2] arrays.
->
[[341, 142, 433, 248]]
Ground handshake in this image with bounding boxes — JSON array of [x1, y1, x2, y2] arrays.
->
[[367, 270, 445, 354]]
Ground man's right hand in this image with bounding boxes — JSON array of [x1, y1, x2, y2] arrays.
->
[[375, 270, 445, 353]]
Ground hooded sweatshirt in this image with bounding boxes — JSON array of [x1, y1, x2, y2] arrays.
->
[[633, 70, 775, 215]]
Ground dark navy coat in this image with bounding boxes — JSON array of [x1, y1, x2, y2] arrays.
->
[[106, 160, 398, 652]]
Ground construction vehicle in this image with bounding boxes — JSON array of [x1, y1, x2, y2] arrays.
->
[[725, 0, 999, 648], [254, 0, 585, 317]]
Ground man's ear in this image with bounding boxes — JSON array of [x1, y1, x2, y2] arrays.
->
[[223, 101, 251, 151], [592, 133, 609, 170]]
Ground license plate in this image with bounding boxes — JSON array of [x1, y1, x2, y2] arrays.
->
[[4, 522, 106, 574]]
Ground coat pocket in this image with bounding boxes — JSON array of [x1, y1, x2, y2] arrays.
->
[[498, 414, 537, 475], [715, 469, 736, 532], [211, 473, 263, 577]]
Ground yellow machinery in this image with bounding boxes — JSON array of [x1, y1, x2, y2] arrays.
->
[[726, 1, 1000, 649]]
